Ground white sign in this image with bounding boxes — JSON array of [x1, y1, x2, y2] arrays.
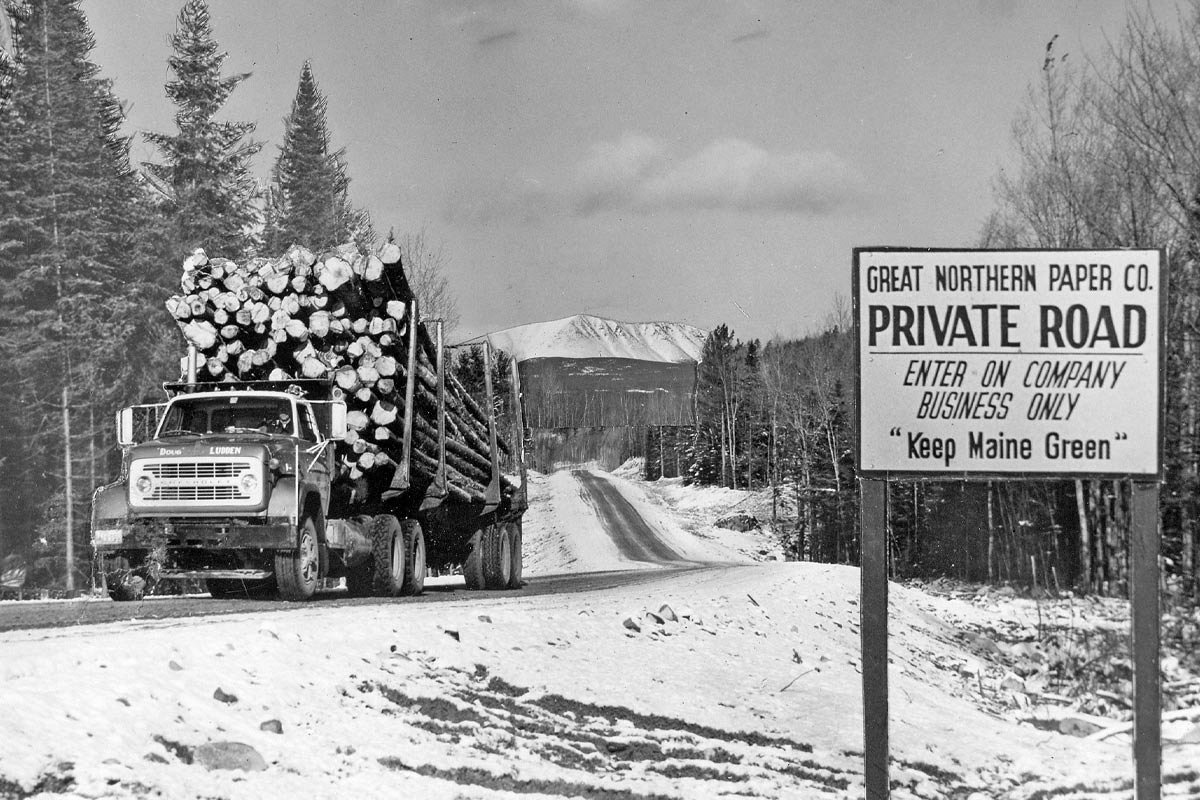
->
[[855, 248, 1162, 477]]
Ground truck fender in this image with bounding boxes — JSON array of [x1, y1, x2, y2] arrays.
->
[[266, 475, 301, 519], [269, 477, 329, 573]]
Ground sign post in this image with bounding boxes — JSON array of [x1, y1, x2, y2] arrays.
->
[[853, 248, 1164, 799], [860, 478, 889, 800]]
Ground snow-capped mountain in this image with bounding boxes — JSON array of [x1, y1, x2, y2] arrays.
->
[[481, 314, 707, 363]]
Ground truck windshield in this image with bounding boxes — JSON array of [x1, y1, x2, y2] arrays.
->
[[159, 396, 295, 436]]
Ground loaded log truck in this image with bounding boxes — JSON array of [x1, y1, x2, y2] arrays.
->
[[90, 243, 527, 601]]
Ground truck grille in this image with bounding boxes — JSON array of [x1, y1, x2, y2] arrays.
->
[[147, 462, 241, 480], [129, 457, 264, 509]]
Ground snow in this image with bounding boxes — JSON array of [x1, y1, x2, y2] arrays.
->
[[481, 314, 707, 363], [1, 467, 1198, 799], [520, 468, 647, 575]]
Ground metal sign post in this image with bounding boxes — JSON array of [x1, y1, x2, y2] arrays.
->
[[854, 247, 1165, 799], [1131, 481, 1161, 797], [860, 478, 889, 800]]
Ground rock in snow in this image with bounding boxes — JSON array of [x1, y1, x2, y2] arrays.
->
[[194, 742, 267, 772]]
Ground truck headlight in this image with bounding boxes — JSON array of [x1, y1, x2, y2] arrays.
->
[[239, 472, 259, 495], [134, 475, 154, 497]]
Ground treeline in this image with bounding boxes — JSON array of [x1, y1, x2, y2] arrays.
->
[[0, 0, 434, 590], [683, 321, 858, 564], [980, 8, 1200, 601], [684, 8, 1200, 601]]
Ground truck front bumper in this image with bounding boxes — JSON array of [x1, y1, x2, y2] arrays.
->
[[92, 516, 297, 551]]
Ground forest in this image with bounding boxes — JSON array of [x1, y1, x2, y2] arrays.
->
[[0, 0, 458, 591], [684, 9, 1200, 607]]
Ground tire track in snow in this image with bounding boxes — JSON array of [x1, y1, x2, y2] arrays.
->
[[572, 470, 687, 564]]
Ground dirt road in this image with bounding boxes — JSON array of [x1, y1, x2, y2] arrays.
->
[[0, 567, 712, 633], [0, 469, 701, 633], [572, 469, 689, 564]]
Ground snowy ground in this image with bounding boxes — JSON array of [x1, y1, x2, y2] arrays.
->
[[1, 466, 1199, 799]]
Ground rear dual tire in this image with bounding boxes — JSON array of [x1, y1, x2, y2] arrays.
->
[[465, 522, 522, 590], [370, 515, 426, 597]]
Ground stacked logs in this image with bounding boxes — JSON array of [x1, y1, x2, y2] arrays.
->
[[165, 241, 514, 507]]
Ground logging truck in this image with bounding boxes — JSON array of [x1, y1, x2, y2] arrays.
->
[[90, 242, 527, 601]]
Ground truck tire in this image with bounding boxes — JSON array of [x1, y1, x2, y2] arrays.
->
[[276, 516, 320, 601], [481, 523, 513, 590], [399, 519, 426, 596], [506, 521, 523, 589], [463, 529, 485, 590], [371, 515, 404, 596]]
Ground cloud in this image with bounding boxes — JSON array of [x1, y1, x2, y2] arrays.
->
[[574, 135, 866, 216], [731, 29, 770, 44], [477, 29, 520, 47], [442, 134, 866, 226], [574, 133, 671, 214]]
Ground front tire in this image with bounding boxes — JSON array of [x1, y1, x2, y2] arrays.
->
[[276, 517, 320, 601]]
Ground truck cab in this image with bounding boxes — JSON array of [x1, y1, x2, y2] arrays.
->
[[92, 381, 351, 601]]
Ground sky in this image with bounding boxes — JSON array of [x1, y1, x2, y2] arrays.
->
[[83, 0, 1181, 344]]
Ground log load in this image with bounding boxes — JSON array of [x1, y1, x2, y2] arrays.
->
[[165, 241, 515, 508]]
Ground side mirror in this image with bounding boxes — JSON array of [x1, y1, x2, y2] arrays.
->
[[116, 408, 136, 446], [328, 400, 348, 441]]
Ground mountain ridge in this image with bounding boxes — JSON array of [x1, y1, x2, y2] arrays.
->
[[480, 314, 707, 363]]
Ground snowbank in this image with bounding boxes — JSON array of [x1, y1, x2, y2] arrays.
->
[[4, 565, 1195, 799]]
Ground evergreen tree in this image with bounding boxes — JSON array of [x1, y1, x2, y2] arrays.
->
[[1, 1, 18, 108], [0, 0, 167, 587], [738, 339, 765, 489], [690, 325, 741, 487], [264, 61, 371, 253], [144, 0, 260, 259]]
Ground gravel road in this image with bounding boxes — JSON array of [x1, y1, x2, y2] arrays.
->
[[572, 469, 689, 564], [1, 469, 700, 633]]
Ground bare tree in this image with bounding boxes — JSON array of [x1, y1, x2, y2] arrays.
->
[[984, 12, 1200, 597], [394, 225, 460, 336]]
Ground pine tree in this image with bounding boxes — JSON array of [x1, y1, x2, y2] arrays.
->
[[144, 0, 260, 259], [691, 325, 741, 487], [0, 0, 164, 588], [264, 61, 371, 253], [1, 1, 18, 108]]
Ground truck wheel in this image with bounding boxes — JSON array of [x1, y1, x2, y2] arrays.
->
[[399, 519, 426, 596], [371, 515, 404, 596], [276, 516, 320, 601], [506, 521, 523, 589], [481, 523, 513, 590], [463, 529, 485, 590]]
